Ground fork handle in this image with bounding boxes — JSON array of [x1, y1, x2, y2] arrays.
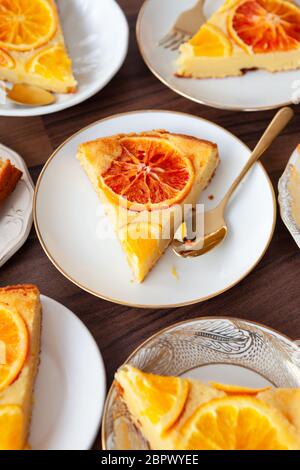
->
[[221, 107, 294, 208], [181, 0, 206, 34], [192, 0, 205, 9]]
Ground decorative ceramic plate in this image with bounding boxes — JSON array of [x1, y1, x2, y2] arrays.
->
[[34, 110, 276, 308], [102, 317, 300, 450], [0, 0, 129, 117], [136, 0, 300, 111], [279, 145, 300, 248], [30, 295, 106, 450], [0, 143, 34, 268]]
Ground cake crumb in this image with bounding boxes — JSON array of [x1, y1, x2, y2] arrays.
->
[[208, 194, 214, 200], [171, 266, 179, 281]]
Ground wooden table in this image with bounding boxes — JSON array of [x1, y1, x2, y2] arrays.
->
[[1, 0, 300, 449]]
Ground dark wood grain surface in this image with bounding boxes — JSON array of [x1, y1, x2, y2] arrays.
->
[[1, 0, 300, 450]]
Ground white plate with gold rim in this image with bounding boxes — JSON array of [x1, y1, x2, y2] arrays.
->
[[30, 295, 106, 450], [136, 0, 300, 111], [34, 110, 276, 308], [278, 145, 300, 248], [0, 0, 129, 117]]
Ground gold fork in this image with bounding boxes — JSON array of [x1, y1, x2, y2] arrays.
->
[[158, 0, 205, 51], [172, 107, 294, 258]]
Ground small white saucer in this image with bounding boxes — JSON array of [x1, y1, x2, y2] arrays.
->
[[30, 295, 106, 450], [0, 143, 34, 268]]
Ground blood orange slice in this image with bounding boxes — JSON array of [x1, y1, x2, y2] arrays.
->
[[228, 0, 300, 53], [100, 137, 195, 211]]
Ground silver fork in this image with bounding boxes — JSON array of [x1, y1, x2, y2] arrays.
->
[[158, 0, 206, 51]]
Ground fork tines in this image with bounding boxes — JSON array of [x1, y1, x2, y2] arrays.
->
[[158, 29, 191, 51]]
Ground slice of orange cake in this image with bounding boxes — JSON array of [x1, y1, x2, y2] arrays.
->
[[115, 366, 300, 450], [77, 130, 219, 282], [0, 285, 42, 450], [0, 158, 22, 204], [0, 0, 77, 93], [177, 0, 300, 78]]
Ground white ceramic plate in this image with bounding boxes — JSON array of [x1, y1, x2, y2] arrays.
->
[[278, 145, 300, 248], [34, 110, 276, 308], [0, 0, 129, 117], [102, 317, 300, 449], [0, 144, 34, 268], [136, 0, 300, 111], [30, 295, 106, 450]]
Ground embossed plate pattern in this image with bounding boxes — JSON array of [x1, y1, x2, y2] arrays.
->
[[0, 143, 34, 268], [279, 145, 300, 248]]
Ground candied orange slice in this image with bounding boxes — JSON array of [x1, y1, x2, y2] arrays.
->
[[0, 48, 14, 68], [228, 0, 300, 53], [100, 137, 195, 211], [26, 44, 73, 82], [210, 382, 271, 394], [119, 223, 162, 279], [0, 405, 23, 450], [0, 0, 57, 51], [179, 396, 299, 450], [117, 366, 190, 434], [189, 24, 232, 57], [0, 305, 28, 392]]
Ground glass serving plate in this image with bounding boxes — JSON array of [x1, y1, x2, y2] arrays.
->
[[102, 317, 300, 450]]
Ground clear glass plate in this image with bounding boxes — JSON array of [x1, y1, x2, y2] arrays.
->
[[102, 317, 300, 450]]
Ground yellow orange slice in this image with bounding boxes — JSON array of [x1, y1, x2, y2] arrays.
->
[[228, 0, 300, 53], [26, 44, 73, 82], [119, 223, 162, 278], [0, 0, 57, 51], [0, 48, 14, 68], [189, 24, 232, 57], [119, 222, 162, 256], [0, 304, 28, 392], [210, 382, 271, 395], [118, 367, 190, 434], [0, 405, 23, 450], [100, 137, 195, 212], [180, 396, 299, 450]]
